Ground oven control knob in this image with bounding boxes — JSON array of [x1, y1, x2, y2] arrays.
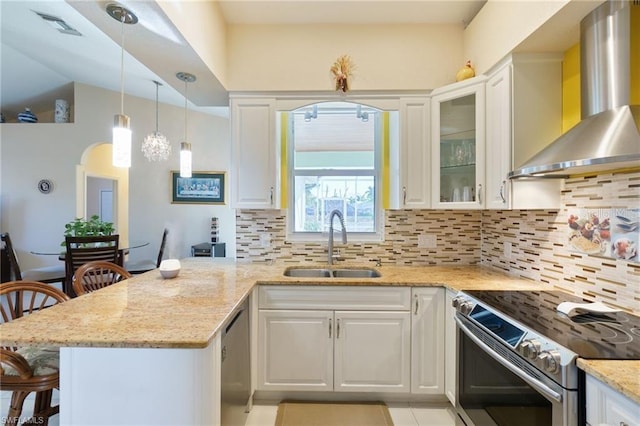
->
[[451, 296, 465, 309], [519, 339, 541, 359], [459, 301, 474, 315], [451, 296, 466, 309], [538, 350, 560, 374]]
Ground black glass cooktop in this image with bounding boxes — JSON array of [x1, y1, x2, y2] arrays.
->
[[463, 290, 640, 360]]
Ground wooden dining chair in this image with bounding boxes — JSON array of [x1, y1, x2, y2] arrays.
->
[[72, 260, 132, 296], [125, 228, 169, 274], [0, 280, 70, 425], [1, 232, 66, 286], [64, 235, 120, 297]]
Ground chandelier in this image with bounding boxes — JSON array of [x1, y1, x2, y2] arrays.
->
[[142, 80, 171, 161]]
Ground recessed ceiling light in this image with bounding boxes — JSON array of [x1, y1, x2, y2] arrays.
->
[[33, 11, 82, 36]]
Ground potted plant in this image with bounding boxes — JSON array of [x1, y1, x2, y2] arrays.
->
[[61, 215, 115, 246]]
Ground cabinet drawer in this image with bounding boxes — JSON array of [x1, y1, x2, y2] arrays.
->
[[259, 286, 411, 311]]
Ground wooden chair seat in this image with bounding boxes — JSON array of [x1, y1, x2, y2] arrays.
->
[[0, 280, 69, 425]]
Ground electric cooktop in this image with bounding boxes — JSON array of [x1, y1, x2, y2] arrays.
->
[[463, 290, 640, 360]]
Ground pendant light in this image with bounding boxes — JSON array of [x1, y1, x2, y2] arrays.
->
[[142, 80, 171, 161], [107, 3, 138, 168], [176, 72, 196, 178]]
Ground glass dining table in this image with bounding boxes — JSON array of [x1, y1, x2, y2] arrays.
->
[[31, 242, 149, 260]]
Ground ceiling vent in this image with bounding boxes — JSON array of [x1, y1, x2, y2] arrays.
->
[[34, 11, 82, 36]]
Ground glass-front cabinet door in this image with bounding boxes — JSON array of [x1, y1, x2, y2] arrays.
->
[[431, 79, 485, 209]]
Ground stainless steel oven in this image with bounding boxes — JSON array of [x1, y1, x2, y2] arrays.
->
[[455, 312, 577, 426], [451, 290, 640, 426]]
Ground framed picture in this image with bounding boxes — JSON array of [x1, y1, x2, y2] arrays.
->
[[171, 171, 226, 204]]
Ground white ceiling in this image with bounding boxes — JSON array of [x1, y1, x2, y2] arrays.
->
[[0, 0, 490, 119]]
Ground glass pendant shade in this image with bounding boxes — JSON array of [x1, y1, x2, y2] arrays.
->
[[108, 4, 137, 168], [180, 142, 192, 178], [176, 72, 196, 178], [113, 114, 132, 167]]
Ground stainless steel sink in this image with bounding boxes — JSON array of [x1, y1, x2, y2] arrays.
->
[[332, 268, 381, 278], [283, 268, 332, 277], [283, 267, 380, 278]]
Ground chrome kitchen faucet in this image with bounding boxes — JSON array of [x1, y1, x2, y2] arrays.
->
[[328, 209, 347, 265]]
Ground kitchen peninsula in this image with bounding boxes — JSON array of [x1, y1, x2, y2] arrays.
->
[[1, 258, 638, 425]]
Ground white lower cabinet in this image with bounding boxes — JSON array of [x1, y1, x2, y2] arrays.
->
[[411, 288, 445, 394], [257, 286, 412, 393], [585, 374, 640, 426]]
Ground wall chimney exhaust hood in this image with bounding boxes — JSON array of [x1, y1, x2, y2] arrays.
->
[[509, 0, 640, 179]]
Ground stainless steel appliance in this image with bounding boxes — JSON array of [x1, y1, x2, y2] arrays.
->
[[220, 300, 251, 426], [451, 290, 640, 426]]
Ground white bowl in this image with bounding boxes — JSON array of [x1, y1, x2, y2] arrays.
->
[[159, 259, 181, 279]]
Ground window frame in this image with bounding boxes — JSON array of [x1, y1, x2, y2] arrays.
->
[[285, 102, 385, 242]]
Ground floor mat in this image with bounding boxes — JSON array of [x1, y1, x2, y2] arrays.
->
[[275, 401, 394, 426]]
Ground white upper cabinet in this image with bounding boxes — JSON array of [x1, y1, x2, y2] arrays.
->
[[230, 96, 279, 209], [431, 77, 487, 209], [399, 97, 431, 208], [485, 53, 563, 210]]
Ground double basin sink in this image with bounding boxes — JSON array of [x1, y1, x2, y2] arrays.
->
[[283, 267, 381, 278]]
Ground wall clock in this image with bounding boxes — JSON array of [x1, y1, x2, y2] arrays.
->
[[38, 179, 53, 194]]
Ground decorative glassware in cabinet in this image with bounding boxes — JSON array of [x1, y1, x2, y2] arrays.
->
[[438, 94, 477, 203]]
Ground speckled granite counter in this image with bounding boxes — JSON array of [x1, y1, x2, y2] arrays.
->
[[0, 258, 637, 402], [578, 359, 640, 404]]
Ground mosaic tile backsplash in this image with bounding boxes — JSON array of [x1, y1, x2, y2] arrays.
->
[[236, 170, 639, 313]]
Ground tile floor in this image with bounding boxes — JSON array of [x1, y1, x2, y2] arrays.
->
[[247, 402, 458, 426], [2, 392, 457, 426]]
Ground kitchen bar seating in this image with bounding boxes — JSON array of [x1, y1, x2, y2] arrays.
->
[[64, 235, 120, 297], [0, 280, 70, 425], [73, 261, 132, 296]]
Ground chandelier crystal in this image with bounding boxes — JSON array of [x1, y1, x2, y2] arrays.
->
[[142, 80, 171, 161]]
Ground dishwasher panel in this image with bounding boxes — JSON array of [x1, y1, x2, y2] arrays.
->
[[220, 300, 250, 426]]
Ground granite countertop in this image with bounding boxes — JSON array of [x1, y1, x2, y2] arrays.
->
[[0, 258, 637, 403], [578, 359, 640, 405]]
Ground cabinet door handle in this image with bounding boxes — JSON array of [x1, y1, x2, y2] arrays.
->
[[269, 187, 274, 205], [336, 319, 341, 339], [403, 186, 407, 206], [477, 184, 483, 204], [499, 181, 506, 203], [329, 318, 332, 338], [414, 296, 419, 315]]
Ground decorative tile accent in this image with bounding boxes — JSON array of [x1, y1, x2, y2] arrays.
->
[[236, 170, 639, 313], [482, 170, 640, 313], [236, 210, 481, 266]]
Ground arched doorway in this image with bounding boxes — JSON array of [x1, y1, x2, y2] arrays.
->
[[76, 143, 129, 245]]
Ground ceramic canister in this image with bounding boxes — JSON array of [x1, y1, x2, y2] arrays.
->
[[55, 99, 69, 123]]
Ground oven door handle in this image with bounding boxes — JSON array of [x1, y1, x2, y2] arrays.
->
[[455, 316, 563, 403]]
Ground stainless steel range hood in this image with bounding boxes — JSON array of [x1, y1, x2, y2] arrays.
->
[[509, 0, 640, 179]]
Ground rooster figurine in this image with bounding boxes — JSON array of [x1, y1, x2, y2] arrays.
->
[[456, 60, 475, 82]]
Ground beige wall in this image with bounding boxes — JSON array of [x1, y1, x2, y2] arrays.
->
[[227, 23, 464, 91], [463, 0, 568, 74], [158, 0, 229, 87], [1, 83, 234, 271]]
